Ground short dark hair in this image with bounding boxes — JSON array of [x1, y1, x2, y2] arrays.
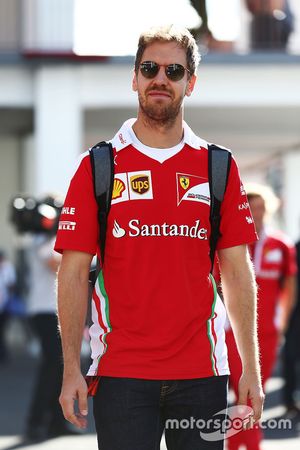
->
[[134, 25, 201, 76]]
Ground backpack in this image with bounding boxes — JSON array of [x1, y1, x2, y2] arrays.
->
[[89, 140, 231, 277]]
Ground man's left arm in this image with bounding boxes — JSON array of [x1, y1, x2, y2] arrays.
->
[[218, 244, 265, 423]]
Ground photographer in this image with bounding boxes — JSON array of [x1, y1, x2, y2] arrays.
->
[[24, 195, 78, 440], [11, 193, 75, 441]]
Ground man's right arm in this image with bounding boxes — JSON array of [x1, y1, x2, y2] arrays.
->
[[57, 250, 93, 429]]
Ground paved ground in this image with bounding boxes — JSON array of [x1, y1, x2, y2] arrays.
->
[[1, 318, 300, 449]]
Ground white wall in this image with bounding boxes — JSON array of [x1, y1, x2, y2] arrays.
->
[[2, 63, 300, 109], [33, 65, 82, 195], [0, 67, 33, 107], [0, 136, 20, 260], [22, 134, 35, 194], [22, 0, 74, 51]]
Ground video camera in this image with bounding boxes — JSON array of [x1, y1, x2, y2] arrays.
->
[[10, 194, 63, 234]]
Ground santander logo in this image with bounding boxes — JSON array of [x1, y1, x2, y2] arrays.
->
[[112, 220, 126, 238], [112, 219, 208, 240]]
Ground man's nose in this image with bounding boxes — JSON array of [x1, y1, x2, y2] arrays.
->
[[154, 66, 168, 83]]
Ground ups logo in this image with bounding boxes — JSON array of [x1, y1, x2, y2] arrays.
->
[[130, 175, 150, 194]]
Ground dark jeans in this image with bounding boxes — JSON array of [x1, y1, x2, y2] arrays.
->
[[27, 313, 65, 432], [93, 375, 228, 450]]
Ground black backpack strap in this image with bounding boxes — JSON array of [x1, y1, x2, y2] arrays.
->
[[208, 144, 232, 272], [89, 141, 114, 267]]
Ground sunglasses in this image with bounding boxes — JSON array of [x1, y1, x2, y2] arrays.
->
[[139, 61, 191, 82]]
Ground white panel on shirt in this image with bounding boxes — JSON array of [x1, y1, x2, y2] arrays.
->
[[127, 127, 184, 163]]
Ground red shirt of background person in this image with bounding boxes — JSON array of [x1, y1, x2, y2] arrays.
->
[[226, 183, 297, 450]]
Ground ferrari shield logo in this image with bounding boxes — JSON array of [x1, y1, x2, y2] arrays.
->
[[180, 176, 190, 190]]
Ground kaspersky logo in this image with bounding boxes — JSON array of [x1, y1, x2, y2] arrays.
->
[[112, 219, 208, 240]]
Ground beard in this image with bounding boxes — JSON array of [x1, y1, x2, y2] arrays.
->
[[138, 88, 183, 128]]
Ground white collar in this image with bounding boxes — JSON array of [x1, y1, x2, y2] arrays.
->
[[111, 118, 208, 152]]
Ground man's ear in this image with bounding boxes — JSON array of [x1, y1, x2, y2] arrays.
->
[[185, 74, 197, 97], [132, 71, 138, 92]]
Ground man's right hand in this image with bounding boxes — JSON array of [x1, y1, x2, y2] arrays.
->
[[237, 370, 265, 425], [59, 371, 88, 429]]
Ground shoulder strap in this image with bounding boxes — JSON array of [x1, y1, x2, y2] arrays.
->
[[89, 141, 114, 266], [208, 144, 232, 272]]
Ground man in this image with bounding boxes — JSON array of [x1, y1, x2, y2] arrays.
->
[[226, 183, 297, 450], [55, 25, 264, 450]]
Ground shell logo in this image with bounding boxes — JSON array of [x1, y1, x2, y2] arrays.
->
[[112, 178, 126, 200]]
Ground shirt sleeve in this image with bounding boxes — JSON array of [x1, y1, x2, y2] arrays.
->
[[54, 152, 99, 255], [217, 156, 258, 250]]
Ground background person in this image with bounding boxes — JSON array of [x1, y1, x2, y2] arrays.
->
[[0, 250, 16, 363], [189, 0, 234, 51], [56, 25, 263, 450], [226, 183, 297, 450], [189, 0, 211, 41], [282, 236, 300, 415], [245, 0, 294, 50], [24, 195, 76, 441]]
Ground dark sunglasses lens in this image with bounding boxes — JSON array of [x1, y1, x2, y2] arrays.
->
[[140, 62, 159, 79], [166, 64, 185, 81]]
